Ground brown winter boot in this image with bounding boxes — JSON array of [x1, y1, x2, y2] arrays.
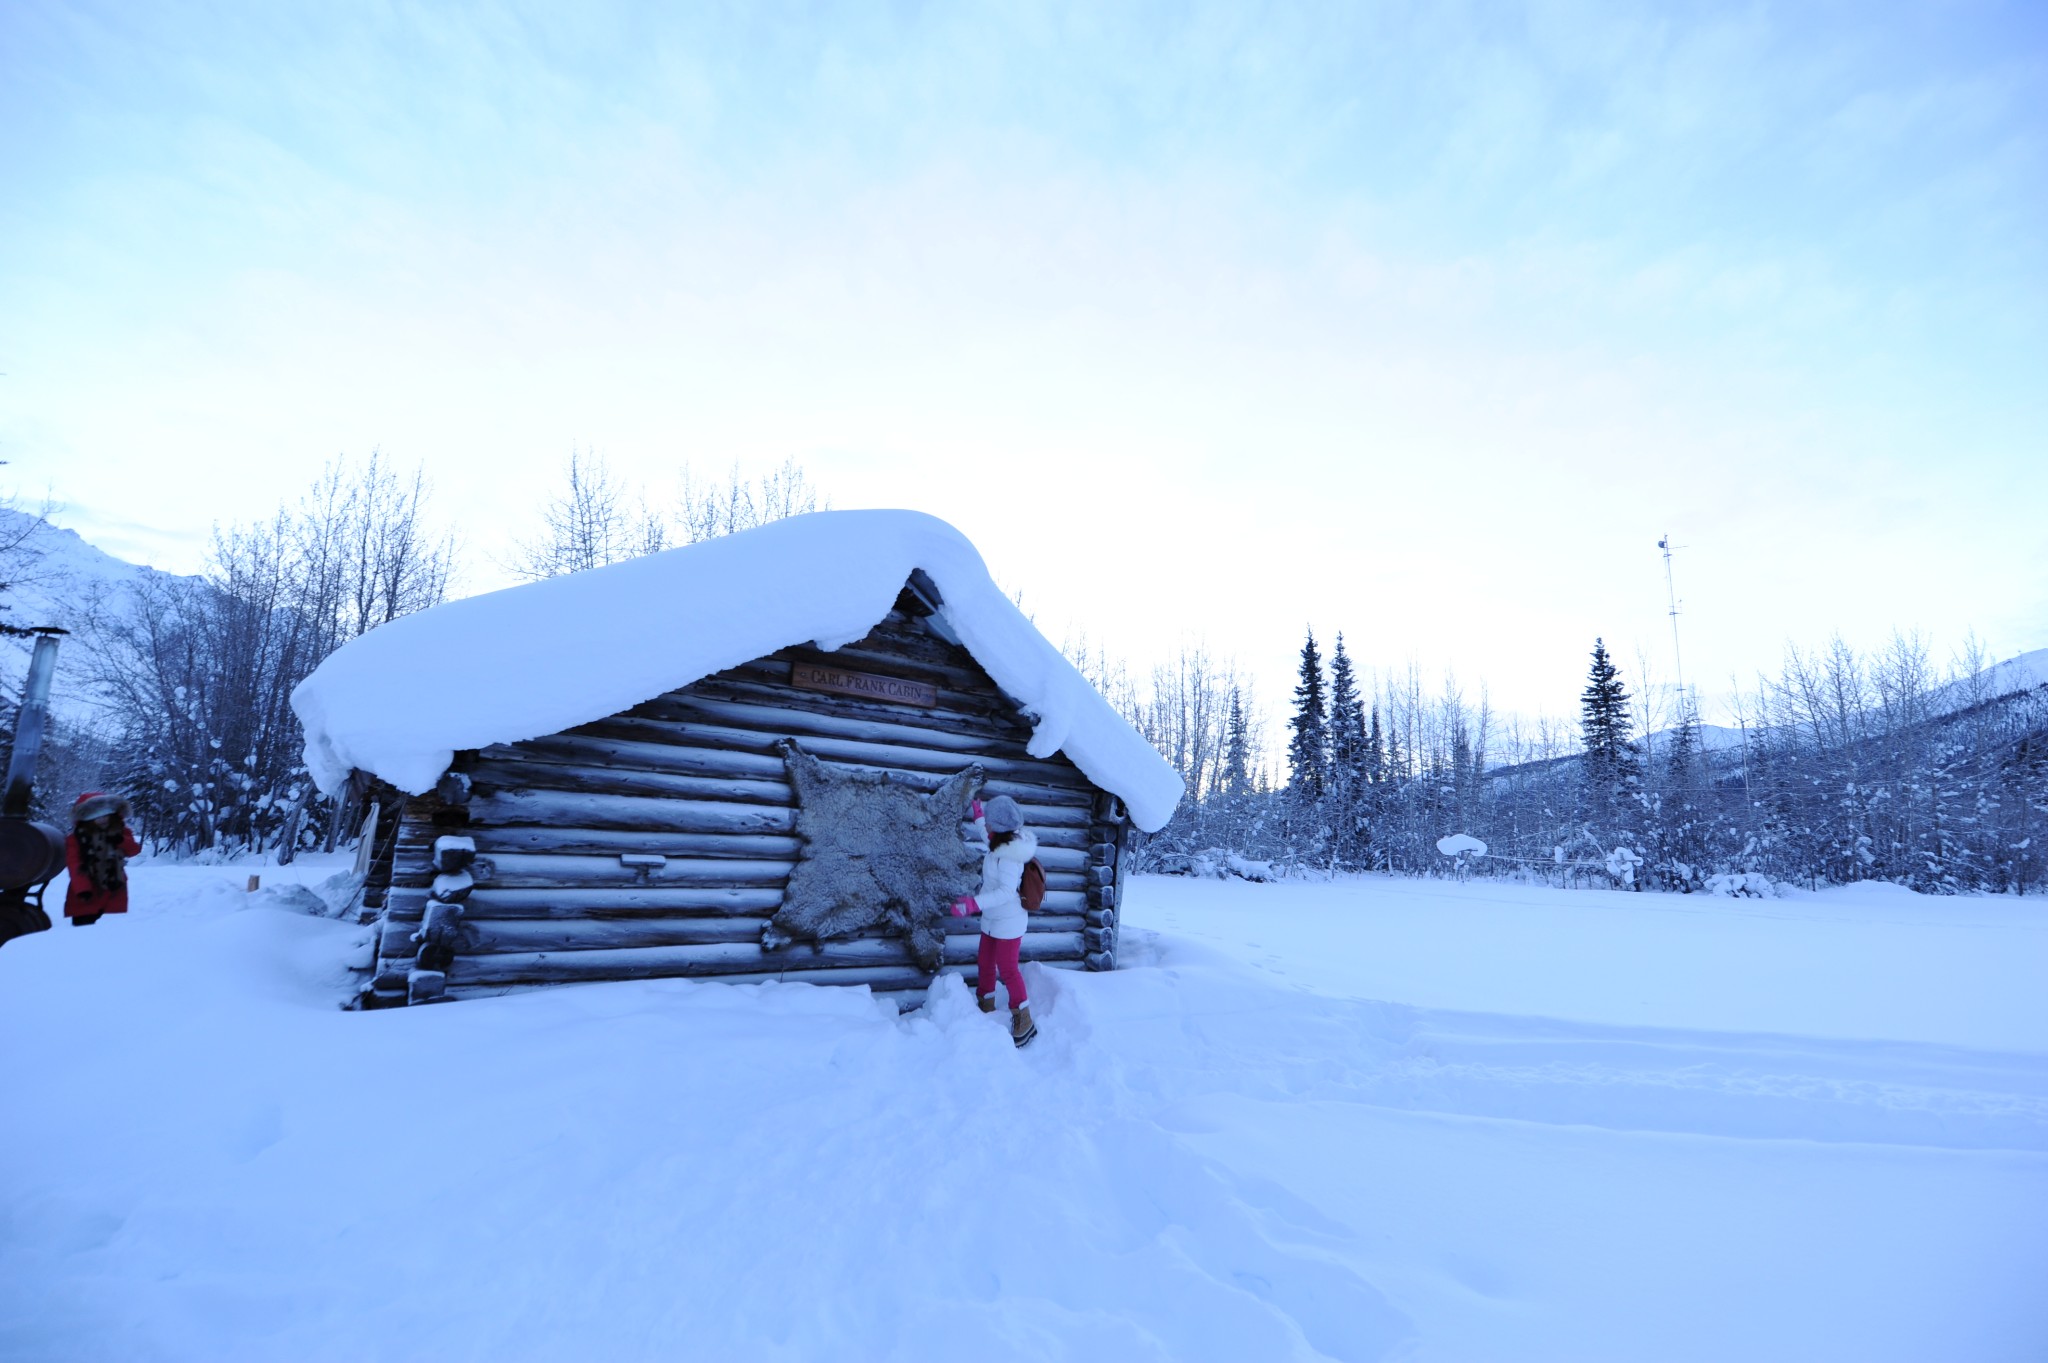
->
[[977, 994, 997, 1014], [1011, 1005, 1037, 1048]]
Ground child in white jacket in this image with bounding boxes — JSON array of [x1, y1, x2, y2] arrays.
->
[[951, 794, 1039, 1047]]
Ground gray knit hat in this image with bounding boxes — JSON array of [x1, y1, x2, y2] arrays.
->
[[982, 794, 1023, 833]]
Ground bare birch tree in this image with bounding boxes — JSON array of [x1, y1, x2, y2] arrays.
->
[[92, 455, 455, 854], [676, 458, 828, 544], [507, 450, 661, 580]]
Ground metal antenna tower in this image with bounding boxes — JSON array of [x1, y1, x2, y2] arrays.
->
[[1657, 534, 1686, 715]]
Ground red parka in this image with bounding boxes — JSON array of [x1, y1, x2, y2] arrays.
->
[[64, 792, 140, 919]]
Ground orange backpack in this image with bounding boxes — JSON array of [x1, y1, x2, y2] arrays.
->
[[1020, 858, 1046, 912]]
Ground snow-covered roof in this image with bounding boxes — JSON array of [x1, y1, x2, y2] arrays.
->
[[292, 510, 1184, 831]]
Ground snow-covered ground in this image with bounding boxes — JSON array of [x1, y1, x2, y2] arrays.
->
[[4, 866, 2043, 1361]]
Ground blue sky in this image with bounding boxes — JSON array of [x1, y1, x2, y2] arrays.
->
[[3, 0, 2043, 730]]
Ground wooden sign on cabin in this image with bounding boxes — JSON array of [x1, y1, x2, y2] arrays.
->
[[290, 511, 1183, 1010], [789, 661, 938, 708]]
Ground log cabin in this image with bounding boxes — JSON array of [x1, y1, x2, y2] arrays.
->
[[291, 510, 1183, 1008]]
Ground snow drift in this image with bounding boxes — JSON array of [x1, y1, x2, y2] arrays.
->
[[292, 511, 1184, 830], [5, 864, 2044, 1359]]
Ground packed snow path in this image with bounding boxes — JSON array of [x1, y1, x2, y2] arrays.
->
[[3, 868, 2043, 1361]]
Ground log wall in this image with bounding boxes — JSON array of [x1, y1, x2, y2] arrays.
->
[[361, 597, 1126, 1007]]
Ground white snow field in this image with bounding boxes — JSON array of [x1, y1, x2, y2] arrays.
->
[[4, 866, 2044, 1362]]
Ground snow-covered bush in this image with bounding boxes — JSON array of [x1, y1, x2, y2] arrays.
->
[[1151, 848, 1279, 882], [1704, 871, 1778, 898], [1604, 845, 1644, 889]]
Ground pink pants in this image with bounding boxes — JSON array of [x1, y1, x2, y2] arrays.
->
[[976, 933, 1026, 1005]]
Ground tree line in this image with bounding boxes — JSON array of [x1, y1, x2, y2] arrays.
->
[[1118, 627, 2047, 895], [3, 452, 823, 855], [3, 456, 2041, 895]]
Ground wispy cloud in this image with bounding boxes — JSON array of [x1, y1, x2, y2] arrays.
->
[[1, 0, 2042, 717]]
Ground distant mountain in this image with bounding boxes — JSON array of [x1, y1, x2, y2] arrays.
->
[[1646, 723, 1748, 755], [1633, 647, 2048, 759], [0, 509, 195, 724], [1489, 645, 2048, 785], [1932, 648, 2048, 711]]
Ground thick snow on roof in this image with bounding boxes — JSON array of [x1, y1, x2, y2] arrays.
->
[[292, 510, 1184, 831]]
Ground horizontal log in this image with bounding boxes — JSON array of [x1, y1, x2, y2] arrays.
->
[[498, 913, 1086, 952], [382, 884, 1087, 923], [397, 809, 1092, 858], [450, 787, 1089, 840], [467, 757, 796, 806], [637, 694, 1045, 764], [396, 853, 1084, 899], [392, 854, 789, 897], [443, 956, 1080, 1003], [464, 789, 794, 834], [379, 912, 1092, 958], [479, 731, 1093, 811], [684, 673, 1030, 740], [577, 714, 1093, 792], [387, 826, 802, 880], [444, 932, 1086, 985], [474, 851, 792, 889], [479, 734, 795, 791], [438, 966, 954, 999], [713, 661, 1028, 733], [395, 826, 802, 865], [1029, 846, 1086, 874], [1031, 827, 1089, 852], [385, 887, 787, 920]]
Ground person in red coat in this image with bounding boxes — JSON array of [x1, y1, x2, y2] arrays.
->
[[65, 792, 140, 926]]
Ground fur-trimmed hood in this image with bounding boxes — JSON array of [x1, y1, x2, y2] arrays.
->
[[72, 792, 132, 826]]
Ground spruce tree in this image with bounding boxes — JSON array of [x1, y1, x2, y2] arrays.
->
[[1215, 686, 1255, 852], [1327, 636, 1364, 784], [1664, 697, 1700, 795], [1326, 634, 1368, 865], [1660, 694, 1704, 883], [1287, 629, 1329, 805], [1579, 637, 1638, 798], [1366, 703, 1386, 788], [1363, 702, 1387, 868], [1220, 687, 1253, 799]]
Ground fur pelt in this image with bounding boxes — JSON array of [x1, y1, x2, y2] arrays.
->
[[765, 740, 983, 972]]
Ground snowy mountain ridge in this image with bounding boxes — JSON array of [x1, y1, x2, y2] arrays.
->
[[0, 508, 195, 721], [1934, 646, 2048, 710], [1629, 648, 2048, 760]]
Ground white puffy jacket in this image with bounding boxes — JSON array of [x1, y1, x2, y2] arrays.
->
[[974, 828, 1039, 940]]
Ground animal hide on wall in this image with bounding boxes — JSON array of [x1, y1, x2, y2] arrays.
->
[[764, 740, 983, 971]]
